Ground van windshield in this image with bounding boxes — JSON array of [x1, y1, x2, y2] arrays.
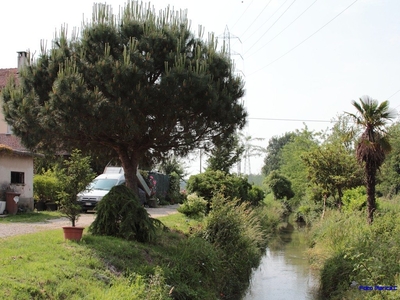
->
[[90, 179, 118, 191]]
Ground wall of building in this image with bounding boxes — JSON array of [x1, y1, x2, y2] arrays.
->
[[0, 155, 34, 210], [0, 118, 7, 133]]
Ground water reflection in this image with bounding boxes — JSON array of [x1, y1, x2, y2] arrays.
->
[[244, 223, 319, 300]]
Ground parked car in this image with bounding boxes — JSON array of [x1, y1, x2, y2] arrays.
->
[[77, 167, 151, 212], [77, 167, 126, 212]]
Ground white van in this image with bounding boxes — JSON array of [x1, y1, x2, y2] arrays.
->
[[77, 167, 151, 212], [77, 167, 125, 212]]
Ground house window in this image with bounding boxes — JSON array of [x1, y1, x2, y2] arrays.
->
[[11, 172, 24, 184]]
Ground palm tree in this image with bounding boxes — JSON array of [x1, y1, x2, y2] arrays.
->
[[347, 96, 396, 224]]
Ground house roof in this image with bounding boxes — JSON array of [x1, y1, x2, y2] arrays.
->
[[0, 134, 33, 157], [0, 68, 17, 89]]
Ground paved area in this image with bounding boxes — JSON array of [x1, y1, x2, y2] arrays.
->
[[0, 204, 179, 239]]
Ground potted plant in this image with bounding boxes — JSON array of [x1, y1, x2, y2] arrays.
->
[[57, 149, 96, 241]]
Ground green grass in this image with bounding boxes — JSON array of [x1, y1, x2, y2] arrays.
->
[[0, 211, 62, 223], [0, 205, 284, 299], [157, 212, 203, 234], [308, 199, 400, 299], [0, 214, 220, 299]]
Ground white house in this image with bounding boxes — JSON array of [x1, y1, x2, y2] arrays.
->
[[0, 52, 35, 210]]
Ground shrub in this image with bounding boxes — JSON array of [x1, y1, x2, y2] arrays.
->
[[247, 185, 265, 206], [294, 198, 323, 224], [319, 252, 354, 299], [89, 185, 164, 242], [200, 193, 266, 298], [33, 169, 60, 203], [187, 170, 255, 213], [166, 237, 223, 299], [257, 197, 285, 237], [342, 186, 366, 212], [309, 201, 400, 299], [167, 172, 183, 204], [177, 193, 207, 217]]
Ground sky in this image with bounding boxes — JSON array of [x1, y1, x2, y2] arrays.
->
[[1, 0, 400, 176]]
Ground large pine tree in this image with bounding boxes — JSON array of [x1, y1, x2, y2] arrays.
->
[[1, 1, 246, 193]]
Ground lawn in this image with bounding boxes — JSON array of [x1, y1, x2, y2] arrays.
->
[[0, 211, 62, 223], [0, 212, 221, 299]]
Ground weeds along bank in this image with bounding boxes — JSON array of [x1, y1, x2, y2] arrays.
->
[[0, 191, 284, 300], [307, 197, 400, 299]]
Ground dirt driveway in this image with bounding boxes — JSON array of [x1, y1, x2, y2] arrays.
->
[[0, 204, 179, 239]]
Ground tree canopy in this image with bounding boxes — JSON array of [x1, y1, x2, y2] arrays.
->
[[302, 142, 362, 210], [206, 133, 243, 174], [262, 132, 295, 176], [1, 1, 246, 193]]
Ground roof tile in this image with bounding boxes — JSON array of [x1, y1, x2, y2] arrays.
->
[[0, 68, 17, 89]]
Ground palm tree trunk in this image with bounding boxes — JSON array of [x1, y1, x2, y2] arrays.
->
[[365, 165, 377, 224]]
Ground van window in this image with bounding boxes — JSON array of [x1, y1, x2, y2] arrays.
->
[[91, 179, 118, 191]]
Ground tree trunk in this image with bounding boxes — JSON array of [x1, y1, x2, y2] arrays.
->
[[118, 149, 139, 197], [365, 165, 376, 225], [321, 194, 327, 220], [337, 188, 343, 211]]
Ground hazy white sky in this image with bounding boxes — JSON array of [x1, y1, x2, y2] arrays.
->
[[1, 0, 399, 175]]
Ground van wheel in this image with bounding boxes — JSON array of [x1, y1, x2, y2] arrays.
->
[[82, 209, 87, 213]]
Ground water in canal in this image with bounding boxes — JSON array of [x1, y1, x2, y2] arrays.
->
[[244, 222, 319, 300]]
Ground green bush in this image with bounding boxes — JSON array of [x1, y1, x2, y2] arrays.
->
[[200, 193, 266, 298], [294, 198, 323, 224], [166, 237, 223, 299], [309, 201, 400, 299], [319, 252, 354, 299], [248, 185, 265, 206], [33, 170, 60, 203], [187, 170, 257, 213], [89, 185, 164, 242], [342, 186, 366, 212], [167, 172, 184, 204], [177, 193, 207, 217]]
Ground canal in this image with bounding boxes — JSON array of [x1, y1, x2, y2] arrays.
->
[[244, 222, 319, 300]]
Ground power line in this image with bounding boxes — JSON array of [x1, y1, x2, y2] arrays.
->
[[239, 0, 273, 38], [243, 0, 291, 44], [230, 0, 255, 31], [249, 0, 360, 76], [388, 89, 400, 100], [246, 0, 319, 59], [244, 0, 297, 55]]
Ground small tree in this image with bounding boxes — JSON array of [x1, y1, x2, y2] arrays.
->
[[302, 143, 363, 211], [57, 149, 96, 226], [265, 170, 295, 201], [207, 133, 244, 174]]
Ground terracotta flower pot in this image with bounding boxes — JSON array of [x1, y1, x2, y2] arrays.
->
[[62, 226, 85, 241]]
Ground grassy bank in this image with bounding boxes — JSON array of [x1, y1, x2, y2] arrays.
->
[[307, 197, 400, 300], [0, 199, 284, 300]]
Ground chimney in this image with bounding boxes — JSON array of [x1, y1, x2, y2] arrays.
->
[[17, 51, 27, 71]]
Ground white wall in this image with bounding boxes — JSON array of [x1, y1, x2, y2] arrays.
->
[[0, 113, 7, 133], [0, 155, 34, 209]]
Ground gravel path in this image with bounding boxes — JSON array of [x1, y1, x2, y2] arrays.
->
[[0, 204, 179, 239]]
